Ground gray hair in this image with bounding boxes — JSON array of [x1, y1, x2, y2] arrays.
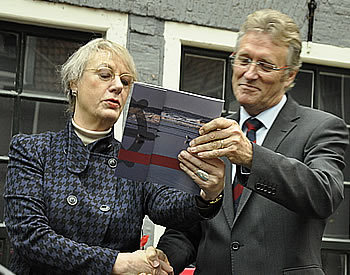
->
[[236, 9, 302, 72], [60, 38, 137, 112]]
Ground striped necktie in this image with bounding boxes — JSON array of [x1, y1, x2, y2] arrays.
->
[[233, 118, 263, 212]]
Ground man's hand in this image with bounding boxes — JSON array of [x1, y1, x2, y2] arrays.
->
[[145, 247, 174, 275], [188, 117, 253, 167], [112, 247, 174, 275]]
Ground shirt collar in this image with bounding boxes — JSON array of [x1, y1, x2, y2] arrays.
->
[[239, 94, 287, 130]]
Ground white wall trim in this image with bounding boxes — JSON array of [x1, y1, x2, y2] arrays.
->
[[301, 41, 350, 69], [0, 0, 128, 45]]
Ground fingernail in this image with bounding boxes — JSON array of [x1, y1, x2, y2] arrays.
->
[[188, 147, 195, 153], [189, 140, 194, 146], [153, 260, 159, 267]]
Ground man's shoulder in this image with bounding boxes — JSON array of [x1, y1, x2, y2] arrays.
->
[[296, 104, 343, 122]]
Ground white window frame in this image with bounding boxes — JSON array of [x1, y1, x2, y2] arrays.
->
[[1, 0, 129, 140]]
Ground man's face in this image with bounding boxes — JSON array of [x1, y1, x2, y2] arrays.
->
[[232, 31, 297, 116]]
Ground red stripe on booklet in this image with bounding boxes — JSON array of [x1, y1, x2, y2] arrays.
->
[[118, 149, 180, 170]]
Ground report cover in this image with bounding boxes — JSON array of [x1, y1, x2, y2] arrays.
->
[[116, 82, 224, 194]]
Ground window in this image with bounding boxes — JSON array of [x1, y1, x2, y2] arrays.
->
[[0, 21, 100, 266], [180, 46, 350, 274], [180, 46, 236, 114]]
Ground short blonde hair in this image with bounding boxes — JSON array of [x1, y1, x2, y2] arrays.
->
[[236, 9, 302, 70], [60, 38, 137, 112]]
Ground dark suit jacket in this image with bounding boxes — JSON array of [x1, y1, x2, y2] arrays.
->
[[4, 121, 208, 275], [158, 96, 349, 275]]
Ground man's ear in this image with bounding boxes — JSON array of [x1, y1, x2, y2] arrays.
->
[[283, 69, 298, 88]]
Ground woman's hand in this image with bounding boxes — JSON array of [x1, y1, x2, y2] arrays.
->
[[112, 246, 173, 275], [178, 150, 225, 201]]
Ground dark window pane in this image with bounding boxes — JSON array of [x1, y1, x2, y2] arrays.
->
[[290, 69, 313, 107], [344, 131, 350, 182], [181, 53, 225, 100], [0, 31, 17, 90], [23, 36, 82, 96], [321, 251, 347, 275], [324, 186, 350, 238], [318, 73, 342, 118], [0, 97, 14, 156], [19, 100, 69, 134], [344, 76, 350, 125], [0, 161, 8, 223]]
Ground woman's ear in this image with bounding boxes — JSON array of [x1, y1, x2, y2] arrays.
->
[[70, 81, 78, 91]]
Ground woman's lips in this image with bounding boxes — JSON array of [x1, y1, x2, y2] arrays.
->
[[105, 98, 121, 109]]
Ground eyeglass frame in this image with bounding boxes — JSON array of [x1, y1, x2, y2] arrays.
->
[[85, 67, 135, 87], [229, 53, 290, 73]]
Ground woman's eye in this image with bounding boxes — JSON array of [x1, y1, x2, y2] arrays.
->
[[98, 69, 113, 80], [120, 75, 133, 86]]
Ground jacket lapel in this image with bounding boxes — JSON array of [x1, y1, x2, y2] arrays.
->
[[224, 96, 300, 227]]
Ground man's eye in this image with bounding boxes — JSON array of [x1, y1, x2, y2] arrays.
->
[[238, 57, 250, 65], [97, 69, 113, 80], [259, 62, 276, 71]]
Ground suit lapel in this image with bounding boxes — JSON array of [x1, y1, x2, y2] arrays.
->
[[222, 157, 235, 228], [225, 96, 300, 227]]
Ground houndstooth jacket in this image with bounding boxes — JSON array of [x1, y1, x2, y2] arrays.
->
[[4, 121, 206, 275]]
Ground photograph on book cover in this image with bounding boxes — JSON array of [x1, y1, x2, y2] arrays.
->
[[116, 82, 224, 194]]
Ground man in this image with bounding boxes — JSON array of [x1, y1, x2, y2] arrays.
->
[[157, 9, 349, 274]]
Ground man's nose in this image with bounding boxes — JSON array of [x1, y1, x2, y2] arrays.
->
[[244, 63, 259, 80]]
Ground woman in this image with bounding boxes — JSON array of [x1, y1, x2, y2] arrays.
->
[[4, 38, 225, 275]]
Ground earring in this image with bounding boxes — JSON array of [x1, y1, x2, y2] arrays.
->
[[71, 89, 77, 96]]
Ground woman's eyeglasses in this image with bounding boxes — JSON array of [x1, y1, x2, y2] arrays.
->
[[85, 67, 134, 87], [230, 54, 290, 74]]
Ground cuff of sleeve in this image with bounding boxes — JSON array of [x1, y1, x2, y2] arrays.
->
[[195, 193, 223, 219]]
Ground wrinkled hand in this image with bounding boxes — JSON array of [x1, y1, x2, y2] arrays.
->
[[178, 149, 225, 201], [112, 246, 173, 275], [144, 247, 174, 275], [188, 117, 253, 167]]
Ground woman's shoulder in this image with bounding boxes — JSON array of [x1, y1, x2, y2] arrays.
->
[[9, 129, 66, 157]]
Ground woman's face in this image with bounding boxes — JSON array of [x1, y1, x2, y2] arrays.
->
[[71, 50, 133, 131]]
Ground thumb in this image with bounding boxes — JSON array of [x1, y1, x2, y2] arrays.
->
[[145, 246, 160, 268]]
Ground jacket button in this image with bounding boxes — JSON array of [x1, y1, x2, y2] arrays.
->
[[108, 158, 117, 168], [99, 205, 110, 212], [231, 241, 241, 251], [67, 195, 78, 206]]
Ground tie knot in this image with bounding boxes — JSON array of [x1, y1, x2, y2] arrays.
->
[[244, 118, 263, 132]]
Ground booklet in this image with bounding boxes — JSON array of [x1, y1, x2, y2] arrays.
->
[[116, 82, 224, 194]]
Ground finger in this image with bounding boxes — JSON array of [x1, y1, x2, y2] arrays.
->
[[193, 118, 238, 143], [179, 150, 224, 174], [158, 259, 174, 274], [178, 151, 213, 174], [198, 117, 234, 135], [154, 248, 170, 264], [145, 246, 160, 268]]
